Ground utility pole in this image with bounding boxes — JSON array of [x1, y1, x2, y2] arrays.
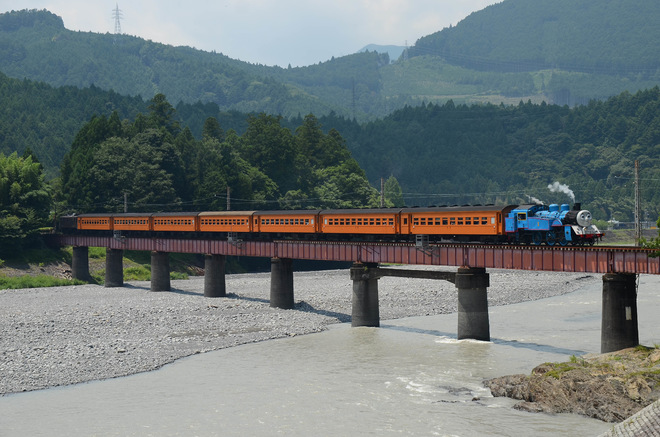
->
[[226, 186, 231, 211], [124, 192, 128, 213], [634, 160, 642, 246], [380, 177, 385, 208]]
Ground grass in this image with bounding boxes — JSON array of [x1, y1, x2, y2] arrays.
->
[[1, 246, 192, 289], [0, 274, 85, 290]]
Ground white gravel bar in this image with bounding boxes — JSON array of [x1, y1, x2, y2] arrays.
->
[[0, 268, 599, 395]]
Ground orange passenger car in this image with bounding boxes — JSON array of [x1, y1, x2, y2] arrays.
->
[[320, 209, 400, 235], [152, 212, 199, 233], [254, 210, 320, 234], [77, 213, 113, 231], [198, 211, 254, 233], [112, 213, 153, 232], [401, 206, 515, 238]]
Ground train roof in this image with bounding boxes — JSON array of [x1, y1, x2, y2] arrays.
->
[[254, 210, 322, 215], [401, 205, 516, 213], [198, 211, 256, 216], [76, 213, 114, 217], [319, 208, 403, 215], [151, 212, 200, 217]]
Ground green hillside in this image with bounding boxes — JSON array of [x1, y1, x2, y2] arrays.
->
[[333, 88, 660, 223], [411, 0, 659, 74], [406, 0, 660, 105], [0, 71, 147, 176], [2, 4, 660, 119]]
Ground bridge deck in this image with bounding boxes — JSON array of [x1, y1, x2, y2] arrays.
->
[[57, 235, 660, 274]]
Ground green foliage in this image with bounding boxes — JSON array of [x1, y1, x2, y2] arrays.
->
[[59, 95, 376, 212], [384, 176, 404, 207], [641, 215, 660, 256], [0, 152, 51, 256], [4, 5, 660, 127], [0, 274, 85, 290], [0, 70, 147, 178], [325, 88, 660, 223], [411, 0, 660, 75]]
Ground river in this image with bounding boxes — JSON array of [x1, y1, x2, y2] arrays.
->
[[1, 275, 658, 436]]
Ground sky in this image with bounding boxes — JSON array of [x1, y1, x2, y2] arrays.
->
[[0, 1, 501, 67]]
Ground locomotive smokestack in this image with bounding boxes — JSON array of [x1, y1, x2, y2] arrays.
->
[[573, 203, 581, 211]]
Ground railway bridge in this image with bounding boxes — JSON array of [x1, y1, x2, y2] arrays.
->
[[58, 235, 659, 353]]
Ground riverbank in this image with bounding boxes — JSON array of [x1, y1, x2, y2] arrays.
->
[[485, 346, 660, 423], [1, 268, 597, 395]]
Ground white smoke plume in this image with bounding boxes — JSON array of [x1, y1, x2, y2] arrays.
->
[[547, 182, 575, 202], [527, 195, 544, 204]]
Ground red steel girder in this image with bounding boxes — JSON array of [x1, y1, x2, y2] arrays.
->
[[56, 235, 659, 275]]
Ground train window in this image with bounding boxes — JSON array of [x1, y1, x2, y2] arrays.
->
[[389, 218, 394, 225], [450, 218, 456, 225], [413, 218, 418, 225], [376, 219, 381, 225], [492, 217, 496, 224], [369, 218, 375, 225], [340, 219, 345, 225], [458, 218, 464, 225], [466, 218, 471, 225], [307, 219, 311, 225], [403, 218, 408, 225], [357, 219, 362, 225]]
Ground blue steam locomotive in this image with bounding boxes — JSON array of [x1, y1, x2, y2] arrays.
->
[[505, 203, 603, 246]]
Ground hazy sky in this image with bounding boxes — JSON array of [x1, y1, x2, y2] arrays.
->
[[1, 1, 500, 67]]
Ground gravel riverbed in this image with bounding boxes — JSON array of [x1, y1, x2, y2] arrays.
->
[[0, 267, 599, 395]]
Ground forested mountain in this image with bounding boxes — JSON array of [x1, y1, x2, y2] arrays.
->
[[411, 0, 659, 74], [3, 66, 658, 223], [2, 3, 660, 119], [0, 9, 382, 120], [334, 88, 660, 223], [2, 5, 660, 226], [408, 0, 660, 105], [0, 71, 147, 176]]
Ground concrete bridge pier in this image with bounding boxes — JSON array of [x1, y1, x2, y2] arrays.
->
[[71, 246, 92, 282], [601, 273, 639, 353], [455, 267, 490, 341], [270, 257, 294, 309], [350, 263, 380, 327], [150, 251, 170, 291], [105, 248, 124, 287], [204, 254, 226, 297]]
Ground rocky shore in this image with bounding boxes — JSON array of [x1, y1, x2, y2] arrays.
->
[[0, 267, 597, 396], [485, 347, 660, 423]]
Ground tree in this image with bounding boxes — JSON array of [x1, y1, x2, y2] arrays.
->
[[0, 152, 51, 256], [240, 113, 296, 195], [384, 175, 405, 207], [147, 93, 180, 137]]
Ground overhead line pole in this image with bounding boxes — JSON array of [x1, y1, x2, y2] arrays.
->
[[634, 160, 641, 246]]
